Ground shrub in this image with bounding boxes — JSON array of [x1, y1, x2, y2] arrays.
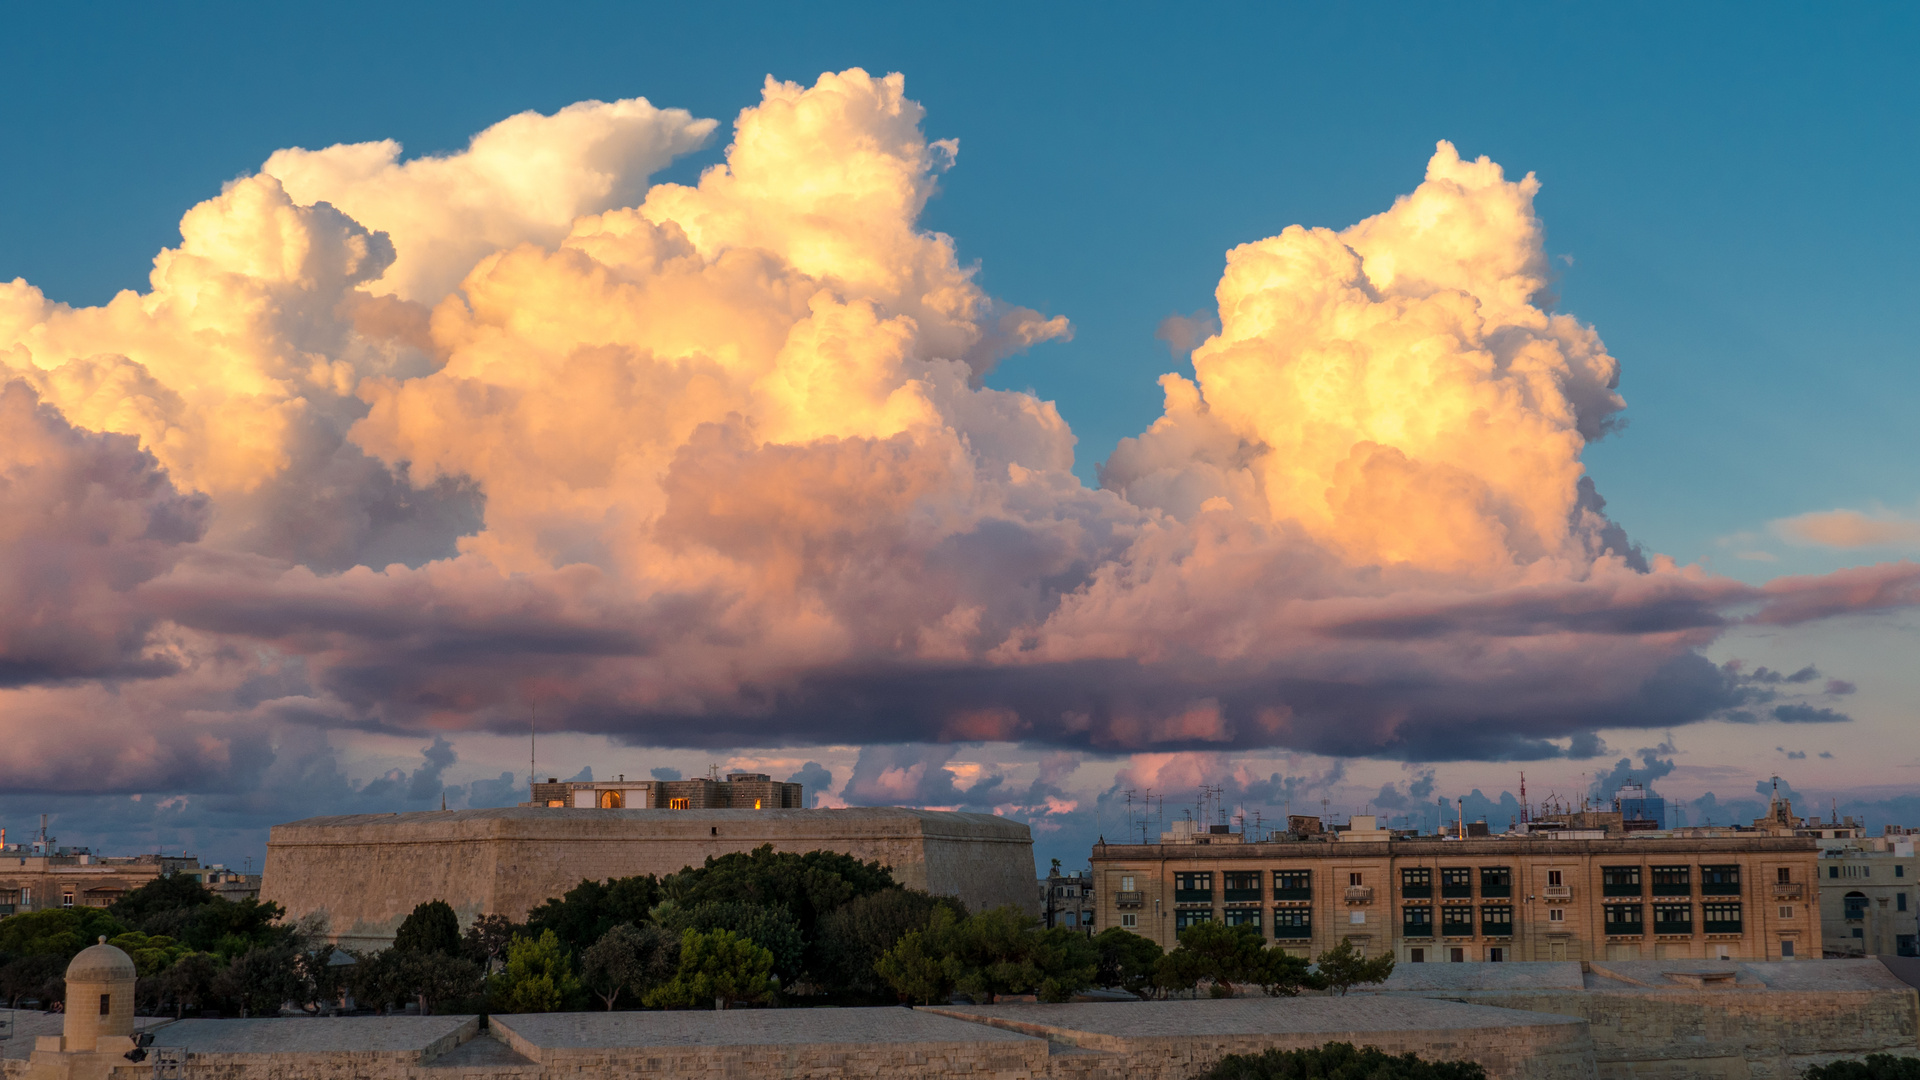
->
[[580, 922, 678, 1010], [1804, 1055, 1920, 1080], [874, 905, 1096, 1005], [1195, 1041, 1487, 1080]]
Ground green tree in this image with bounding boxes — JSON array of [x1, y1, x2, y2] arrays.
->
[[108, 873, 214, 936], [488, 930, 583, 1013], [462, 913, 521, 969], [815, 887, 965, 996], [393, 900, 463, 957], [1313, 938, 1395, 996], [874, 906, 1095, 1005], [662, 845, 894, 973], [401, 950, 485, 1014], [645, 928, 774, 1010], [1154, 922, 1275, 998], [1804, 1055, 1920, 1080], [580, 922, 678, 1009], [1091, 927, 1163, 999], [214, 945, 303, 1017], [1250, 947, 1318, 997], [154, 952, 220, 1017], [0, 955, 66, 1008], [0, 908, 127, 959], [524, 875, 662, 955], [1195, 1041, 1486, 1080], [178, 896, 292, 957], [108, 931, 188, 977], [656, 900, 804, 984]]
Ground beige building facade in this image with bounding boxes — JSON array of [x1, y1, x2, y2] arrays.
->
[[1093, 821, 1819, 963], [0, 852, 198, 916]]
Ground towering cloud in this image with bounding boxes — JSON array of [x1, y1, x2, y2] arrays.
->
[[0, 71, 1910, 802]]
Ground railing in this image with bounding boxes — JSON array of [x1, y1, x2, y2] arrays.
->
[[1603, 883, 1644, 897], [1401, 884, 1432, 899], [1481, 920, 1512, 938], [1604, 922, 1644, 937], [1224, 888, 1263, 903], [1772, 883, 1805, 900], [1344, 886, 1374, 904], [1701, 883, 1741, 896], [1440, 920, 1475, 937], [1274, 887, 1313, 901], [1441, 884, 1473, 899], [1115, 891, 1144, 907], [1174, 890, 1213, 904], [1480, 883, 1512, 898], [1652, 884, 1691, 896], [1653, 920, 1693, 936], [1703, 919, 1743, 934], [1543, 885, 1572, 900]]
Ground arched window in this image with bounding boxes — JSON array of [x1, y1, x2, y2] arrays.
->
[[1844, 891, 1869, 920], [599, 790, 624, 809]]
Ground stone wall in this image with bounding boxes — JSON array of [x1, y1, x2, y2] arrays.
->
[[263, 807, 1036, 950]]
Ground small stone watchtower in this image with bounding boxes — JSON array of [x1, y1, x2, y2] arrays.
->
[[63, 937, 135, 1052]]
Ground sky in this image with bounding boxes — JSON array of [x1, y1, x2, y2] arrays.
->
[[1, 2, 1916, 875]]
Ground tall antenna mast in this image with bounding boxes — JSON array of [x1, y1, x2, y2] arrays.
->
[[529, 702, 537, 797], [1519, 772, 1528, 825]]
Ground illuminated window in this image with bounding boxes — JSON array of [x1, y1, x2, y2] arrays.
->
[[546, 800, 564, 807], [598, 790, 623, 809], [668, 798, 690, 810], [754, 798, 763, 809]]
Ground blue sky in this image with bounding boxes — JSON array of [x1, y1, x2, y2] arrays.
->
[[2, 3, 1916, 870]]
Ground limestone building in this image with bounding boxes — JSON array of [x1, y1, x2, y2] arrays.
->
[[1092, 814, 1820, 962], [0, 834, 199, 915], [264, 806, 1036, 951], [1818, 829, 1920, 957]]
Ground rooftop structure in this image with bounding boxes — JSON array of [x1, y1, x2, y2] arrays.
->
[[525, 771, 804, 811]]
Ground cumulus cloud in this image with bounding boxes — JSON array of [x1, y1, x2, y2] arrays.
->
[[3, 73, 1918, 809], [1155, 309, 1219, 357], [1774, 507, 1920, 549]]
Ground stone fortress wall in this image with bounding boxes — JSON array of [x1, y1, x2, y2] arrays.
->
[[262, 806, 1037, 950]]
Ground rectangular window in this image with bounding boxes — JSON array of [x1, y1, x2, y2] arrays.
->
[[1703, 902, 1743, 933], [1830, 866, 1840, 879], [1349, 872, 1363, 886], [61, 891, 74, 908], [1401, 868, 1433, 899], [1440, 868, 1473, 898], [1480, 905, 1513, 937], [1903, 893, 1911, 913], [1651, 866, 1691, 895], [1175, 909, 1213, 930], [1845, 894, 1869, 920], [1549, 908, 1564, 922], [1273, 908, 1312, 938], [1174, 872, 1214, 903], [1780, 905, 1794, 918], [1224, 871, 1263, 902], [1602, 866, 1644, 896], [1402, 905, 1433, 937], [1450, 947, 1465, 963], [100, 993, 111, 1016], [1121, 875, 1136, 892], [1783, 939, 1797, 958], [667, 798, 690, 810], [1776, 867, 1792, 884], [1479, 867, 1512, 898], [1224, 908, 1261, 929], [1653, 903, 1693, 935], [1547, 869, 1564, 886], [1274, 870, 1312, 900], [1121, 913, 1137, 928], [1604, 903, 1645, 936], [1900, 866, 1908, 878], [1409, 947, 1424, 963], [1700, 865, 1742, 895], [1487, 947, 1505, 962], [1441, 905, 1474, 936], [1349, 910, 1366, 925]]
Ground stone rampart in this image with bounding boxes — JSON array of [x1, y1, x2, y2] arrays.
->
[[922, 997, 1596, 1080], [263, 807, 1036, 950], [1371, 959, 1920, 1080]]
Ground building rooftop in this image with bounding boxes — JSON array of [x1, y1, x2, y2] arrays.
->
[[492, 1007, 1039, 1050], [271, 805, 1033, 841]]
